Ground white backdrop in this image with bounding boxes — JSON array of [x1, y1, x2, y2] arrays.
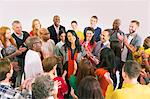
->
[[0, 0, 150, 42]]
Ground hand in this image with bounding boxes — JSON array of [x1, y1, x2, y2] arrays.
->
[[123, 36, 128, 44], [71, 87, 78, 99], [73, 61, 78, 75], [117, 33, 123, 42], [141, 51, 149, 59], [15, 50, 22, 55], [104, 72, 113, 84], [62, 70, 67, 80], [19, 47, 27, 52]]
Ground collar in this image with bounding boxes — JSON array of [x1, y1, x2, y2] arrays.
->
[[14, 32, 23, 39], [54, 24, 60, 29]]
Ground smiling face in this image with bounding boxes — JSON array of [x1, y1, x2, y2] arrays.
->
[[33, 20, 41, 30], [5, 29, 11, 39], [12, 23, 22, 35], [90, 17, 98, 28], [53, 16, 60, 27], [60, 32, 66, 42], [113, 19, 121, 30], [129, 22, 138, 34], [67, 32, 76, 44], [100, 30, 110, 43], [86, 30, 94, 41]]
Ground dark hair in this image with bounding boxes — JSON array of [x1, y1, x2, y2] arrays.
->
[[42, 56, 61, 72], [143, 36, 150, 49], [64, 30, 82, 53], [123, 60, 142, 79], [0, 58, 11, 81], [32, 74, 54, 99], [71, 20, 77, 24], [78, 76, 104, 99], [84, 27, 95, 45], [103, 29, 111, 37], [12, 20, 21, 26], [77, 58, 96, 85], [131, 20, 140, 27], [99, 48, 116, 73], [91, 16, 98, 20]]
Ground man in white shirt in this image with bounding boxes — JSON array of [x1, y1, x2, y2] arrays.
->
[[23, 37, 44, 81]]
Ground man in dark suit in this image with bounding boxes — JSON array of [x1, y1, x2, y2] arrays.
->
[[47, 15, 66, 44]]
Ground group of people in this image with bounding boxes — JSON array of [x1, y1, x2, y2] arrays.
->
[[0, 15, 150, 99]]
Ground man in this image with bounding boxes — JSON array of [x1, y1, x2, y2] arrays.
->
[[12, 20, 29, 87], [118, 20, 142, 63], [0, 58, 25, 99], [23, 37, 43, 80], [84, 16, 101, 42], [71, 20, 84, 43], [105, 60, 150, 99], [93, 29, 110, 58], [47, 15, 66, 44]]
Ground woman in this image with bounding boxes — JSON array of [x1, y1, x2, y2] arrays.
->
[[58, 30, 86, 79], [0, 26, 22, 87], [42, 56, 68, 99], [78, 76, 104, 99], [30, 19, 41, 37], [55, 29, 66, 56], [96, 48, 117, 97]]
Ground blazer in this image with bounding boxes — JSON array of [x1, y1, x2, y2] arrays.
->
[[47, 25, 66, 44]]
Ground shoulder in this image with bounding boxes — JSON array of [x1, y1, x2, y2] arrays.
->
[[47, 25, 54, 30]]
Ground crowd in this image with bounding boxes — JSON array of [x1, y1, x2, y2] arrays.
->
[[0, 15, 150, 99]]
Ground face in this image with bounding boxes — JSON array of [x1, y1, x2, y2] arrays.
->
[[100, 31, 110, 43], [90, 18, 98, 27], [5, 29, 11, 39], [41, 31, 50, 41], [33, 40, 42, 52], [86, 30, 94, 41], [53, 16, 60, 27], [71, 23, 77, 30], [113, 20, 120, 29], [34, 21, 41, 30], [12, 23, 22, 35], [129, 22, 138, 33], [60, 32, 66, 42], [67, 32, 76, 43]]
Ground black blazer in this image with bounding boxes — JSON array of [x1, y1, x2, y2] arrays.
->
[[47, 25, 66, 44]]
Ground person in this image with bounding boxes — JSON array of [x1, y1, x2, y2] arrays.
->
[[11, 20, 30, 87], [118, 20, 142, 63], [0, 26, 23, 87], [93, 29, 110, 58], [47, 15, 66, 44], [105, 60, 150, 99], [30, 19, 41, 37], [96, 48, 117, 97], [71, 21, 84, 44], [57, 30, 86, 79], [55, 29, 66, 55], [42, 56, 68, 99], [109, 19, 124, 58], [0, 58, 26, 99], [84, 16, 101, 42], [78, 76, 104, 99], [69, 58, 96, 98], [32, 74, 58, 99], [23, 37, 43, 81], [38, 28, 55, 59]]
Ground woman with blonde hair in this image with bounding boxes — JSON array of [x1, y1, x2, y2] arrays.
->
[[30, 19, 41, 36]]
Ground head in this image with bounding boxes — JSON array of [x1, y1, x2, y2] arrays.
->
[[129, 20, 140, 34], [0, 58, 13, 81], [42, 56, 61, 73], [38, 28, 50, 42], [53, 15, 60, 27], [0, 26, 16, 48], [26, 36, 42, 52], [77, 58, 96, 85], [112, 19, 121, 30], [65, 30, 81, 52], [59, 29, 66, 42], [99, 48, 115, 73], [78, 76, 104, 99], [12, 20, 22, 35], [32, 74, 55, 99], [32, 19, 41, 30], [71, 20, 78, 30], [84, 27, 95, 45], [143, 36, 150, 49], [122, 60, 141, 81], [90, 16, 98, 28], [100, 29, 110, 43]]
